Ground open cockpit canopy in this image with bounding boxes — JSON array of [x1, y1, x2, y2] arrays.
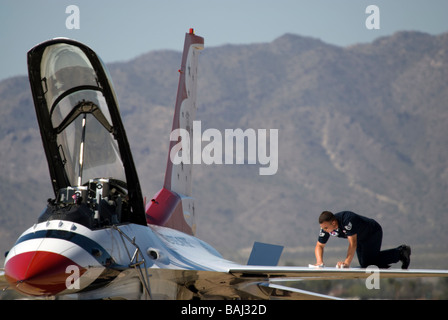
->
[[28, 38, 146, 226]]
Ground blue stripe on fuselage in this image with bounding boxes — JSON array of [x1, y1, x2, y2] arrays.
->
[[15, 229, 113, 266]]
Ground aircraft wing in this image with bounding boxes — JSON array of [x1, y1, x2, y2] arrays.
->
[[147, 265, 448, 300], [228, 265, 448, 279], [230, 266, 448, 299], [243, 282, 344, 300]]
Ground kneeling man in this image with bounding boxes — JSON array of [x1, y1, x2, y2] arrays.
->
[[315, 211, 411, 269]]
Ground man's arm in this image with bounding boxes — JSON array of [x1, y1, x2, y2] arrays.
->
[[315, 241, 326, 266], [337, 234, 357, 268]]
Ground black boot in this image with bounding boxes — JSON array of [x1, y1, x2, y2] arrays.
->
[[399, 245, 411, 269]]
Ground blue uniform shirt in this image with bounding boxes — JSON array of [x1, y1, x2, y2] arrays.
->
[[318, 211, 379, 244]]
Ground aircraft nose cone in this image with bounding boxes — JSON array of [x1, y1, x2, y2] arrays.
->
[[4, 250, 83, 296]]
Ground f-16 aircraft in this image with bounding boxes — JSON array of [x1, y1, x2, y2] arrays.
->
[[1, 29, 448, 300]]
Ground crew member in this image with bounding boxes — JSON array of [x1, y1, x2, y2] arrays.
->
[[314, 211, 411, 269]]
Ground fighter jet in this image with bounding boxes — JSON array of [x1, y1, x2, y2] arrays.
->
[[1, 29, 447, 300]]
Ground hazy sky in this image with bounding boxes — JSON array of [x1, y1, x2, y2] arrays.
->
[[1, 0, 447, 80]]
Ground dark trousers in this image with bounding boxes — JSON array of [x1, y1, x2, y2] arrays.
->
[[356, 224, 400, 268]]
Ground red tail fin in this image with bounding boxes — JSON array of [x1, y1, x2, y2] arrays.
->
[[146, 29, 204, 235]]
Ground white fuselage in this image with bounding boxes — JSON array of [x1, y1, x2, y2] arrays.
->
[[4, 220, 240, 299]]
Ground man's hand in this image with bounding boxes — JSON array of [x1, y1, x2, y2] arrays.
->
[[337, 234, 357, 268], [336, 261, 350, 268]]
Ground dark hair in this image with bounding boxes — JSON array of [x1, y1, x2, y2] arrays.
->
[[319, 211, 335, 224]]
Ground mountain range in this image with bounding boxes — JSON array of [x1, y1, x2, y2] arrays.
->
[[1, 30, 447, 268]]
